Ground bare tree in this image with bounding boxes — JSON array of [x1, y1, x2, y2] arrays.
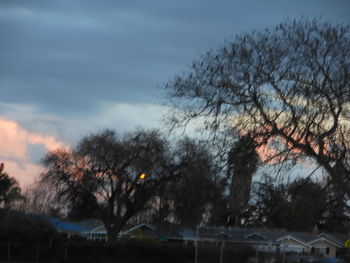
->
[[20, 181, 63, 216], [40, 129, 175, 241], [166, 19, 350, 200]]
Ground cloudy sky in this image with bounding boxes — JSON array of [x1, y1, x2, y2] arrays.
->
[[1, 0, 349, 187]]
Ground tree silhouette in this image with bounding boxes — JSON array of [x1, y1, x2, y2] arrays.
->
[[40, 129, 176, 241], [171, 137, 219, 227], [166, 19, 350, 205], [248, 175, 349, 231], [0, 163, 23, 209], [227, 134, 259, 226]]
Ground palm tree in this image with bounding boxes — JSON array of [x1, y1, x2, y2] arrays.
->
[[227, 134, 259, 226], [0, 163, 23, 209]]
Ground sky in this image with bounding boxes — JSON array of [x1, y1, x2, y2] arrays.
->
[[1, 0, 350, 187]]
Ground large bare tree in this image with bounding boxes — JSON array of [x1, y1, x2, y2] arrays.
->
[[166, 19, 350, 201], [40, 129, 175, 241]]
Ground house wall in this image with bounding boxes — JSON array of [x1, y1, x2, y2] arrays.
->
[[310, 240, 337, 258], [93, 226, 106, 233], [125, 226, 158, 239], [279, 239, 310, 253], [86, 226, 107, 241]]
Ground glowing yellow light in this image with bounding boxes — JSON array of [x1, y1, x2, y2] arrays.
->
[[140, 173, 147, 179]]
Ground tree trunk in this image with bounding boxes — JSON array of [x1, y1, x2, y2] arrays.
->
[[234, 214, 240, 227], [106, 227, 118, 242], [105, 220, 127, 242]]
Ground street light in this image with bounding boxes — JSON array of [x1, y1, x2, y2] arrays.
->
[[139, 173, 147, 179]]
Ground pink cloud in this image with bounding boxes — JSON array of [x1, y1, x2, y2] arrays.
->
[[0, 118, 69, 187], [1, 159, 42, 187]]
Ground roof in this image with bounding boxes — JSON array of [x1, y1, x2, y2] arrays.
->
[[122, 223, 183, 240], [244, 233, 268, 240], [47, 218, 350, 247], [197, 226, 287, 244], [308, 237, 343, 248], [179, 227, 196, 240], [317, 233, 349, 246], [73, 219, 104, 232], [284, 232, 316, 243], [125, 223, 156, 233], [48, 217, 87, 233], [277, 232, 350, 248], [277, 234, 313, 247]]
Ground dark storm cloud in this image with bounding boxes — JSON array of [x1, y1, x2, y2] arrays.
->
[[1, 0, 349, 186], [1, 0, 349, 116]]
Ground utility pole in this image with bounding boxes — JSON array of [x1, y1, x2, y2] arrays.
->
[[219, 234, 224, 263]]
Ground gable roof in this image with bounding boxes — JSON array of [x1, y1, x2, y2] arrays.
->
[[276, 234, 312, 247], [122, 223, 183, 240], [124, 223, 157, 234], [196, 226, 287, 244], [308, 237, 343, 248], [312, 233, 349, 247], [244, 232, 268, 240]]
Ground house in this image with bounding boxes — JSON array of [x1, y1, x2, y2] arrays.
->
[[122, 223, 183, 242], [308, 233, 348, 258], [195, 227, 349, 259], [277, 232, 349, 258], [48, 217, 88, 238], [75, 219, 107, 241], [276, 232, 314, 253], [53, 220, 185, 242], [49, 219, 349, 259], [196, 226, 286, 252]]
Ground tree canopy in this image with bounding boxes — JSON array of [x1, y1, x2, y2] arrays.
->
[[40, 129, 176, 241], [170, 137, 220, 227], [166, 19, 350, 201], [247, 175, 349, 232], [0, 163, 23, 209]]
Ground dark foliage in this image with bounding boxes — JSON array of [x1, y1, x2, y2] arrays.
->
[[0, 210, 60, 245], [0, 163, 23, 209], [40, 129, 176, 241], [227, 134, 259, 226], [170, 137, 220, 227], [67, 189, 99, 221], [247, 175, 349, 231], [165, 19, 350, 220], [0, 239, 255, 263]]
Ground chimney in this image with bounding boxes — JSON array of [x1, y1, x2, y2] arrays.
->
[[312, 225, 320, 236]]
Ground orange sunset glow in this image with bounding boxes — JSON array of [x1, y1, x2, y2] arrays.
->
[[0, 118, 69, 187]]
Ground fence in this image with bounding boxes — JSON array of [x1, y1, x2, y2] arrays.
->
[[0, 240, 258, 263], [0, 242, 70, 262]]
